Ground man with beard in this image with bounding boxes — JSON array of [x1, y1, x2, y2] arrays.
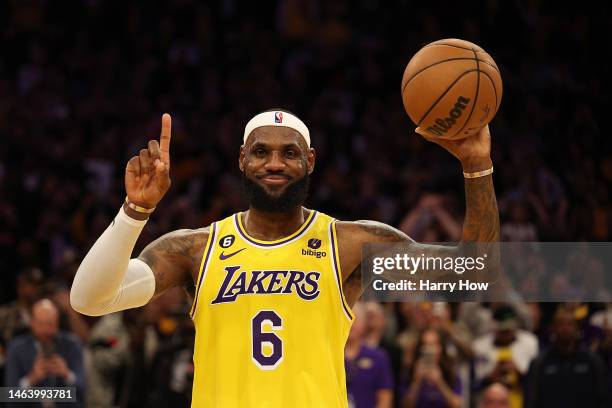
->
[[525, 306, 608, 408], [71, 109, 499, 407]]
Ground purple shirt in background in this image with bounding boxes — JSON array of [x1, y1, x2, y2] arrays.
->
[[411, 376, 462, 408], [345, 345, 394, 408]]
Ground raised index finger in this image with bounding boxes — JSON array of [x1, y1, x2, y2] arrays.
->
[[160, 113, 172, 165]]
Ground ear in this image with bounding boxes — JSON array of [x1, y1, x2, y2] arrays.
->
[[239, 145, 246, 172], [307, 148, 316, 175]]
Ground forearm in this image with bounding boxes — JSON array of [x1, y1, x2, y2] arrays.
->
[[376, 389, 393, 408], [433, 207, 462, 241], [436, 380, 461, 408], [402, 379, 422, 408], [70, 207, 155, 316], [461, 159, 499, 243]]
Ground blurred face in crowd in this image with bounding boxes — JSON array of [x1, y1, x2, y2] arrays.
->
[[17, 275, 43, 306], [553, 309, 578, 349], [30, 299, 59, 344], [240, 126, 315, 213], [420, 329, 442, 364], [480, 383, 511, 408], [365, 302, 386, 335], [400, 302, 434, 330], [510, 203, 529, 223], [494, 328, 516, 347]]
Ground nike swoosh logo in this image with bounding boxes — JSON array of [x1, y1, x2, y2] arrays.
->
[[219, 248, 246, 260]]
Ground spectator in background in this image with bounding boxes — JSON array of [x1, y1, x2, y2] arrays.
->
[[401, 328, 461, 408], [0, 268, 45, 381], [86, 309, 152, 408], [478, 383, 510, 408], [525, 306, 608, 408], [0, 268, 44, 344], [4, 299, 85, 406], [363, 302, 402, 387], [597, 320, 612, 397], [500, 201, 538, 242], [399, 194, 461, 242], [472, 305, 538, 408], [345, 302, 394, 408], [149, 307, 195, 407]]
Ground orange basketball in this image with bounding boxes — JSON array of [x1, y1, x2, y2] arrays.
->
[[401, 38, 502, 140]]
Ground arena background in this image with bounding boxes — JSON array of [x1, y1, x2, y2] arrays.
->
[[0, 1, 610, 407]]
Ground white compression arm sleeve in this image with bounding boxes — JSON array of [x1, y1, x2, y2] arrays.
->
[[70, 207, 156, 316]]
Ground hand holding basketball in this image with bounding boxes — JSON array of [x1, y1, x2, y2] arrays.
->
[[402, 39, 502, 140], [125, 114, 172, 208], [416, 125, 492, 172]]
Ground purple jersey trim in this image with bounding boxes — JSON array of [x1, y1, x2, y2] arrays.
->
[[329, 221, 354, 321], [190, 222, 217, 318], [234, 211, 317, 248]]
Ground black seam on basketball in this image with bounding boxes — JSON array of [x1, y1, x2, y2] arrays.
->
[[424, 43, 500, 74], [416, 69, 479, 126], [402, 57, 491, 93], [479, 70, 499, 113], [426, 44, 500, 74], [450, 49, 480, 139], [425, 42, 485, 53], [477, 59, 499, 73]]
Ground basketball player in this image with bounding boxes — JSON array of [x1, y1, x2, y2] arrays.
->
[[70, 110, 499, 407]]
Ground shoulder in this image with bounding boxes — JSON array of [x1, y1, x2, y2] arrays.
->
[[335, 220, 413, 245], [0, 301, 18, 315], [6, 334, 33, 353], [141, 226, 211, 260], [529, 348, 551, 368], [472, 333, 494, 350], [363, 345, 390, 362], [138, 225, 214, 286], [516, 330, 539, 348], [57, 331, 83, 349], [160, 226, 211, 245], [577, 349, 605, 366]]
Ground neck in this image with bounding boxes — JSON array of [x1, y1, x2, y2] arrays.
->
[[366, 332, 382, 347], [17, 298, 30, 310], [556, 339, 577, 355], [243, 206, 307, 241]]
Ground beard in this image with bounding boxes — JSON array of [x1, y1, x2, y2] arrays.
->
[[242, 173, 310, 213]]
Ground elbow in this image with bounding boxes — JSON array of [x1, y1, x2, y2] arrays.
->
[[69, 286, 106, 317]]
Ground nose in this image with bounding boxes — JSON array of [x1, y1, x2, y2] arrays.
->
[[264, 151, 286, 172]]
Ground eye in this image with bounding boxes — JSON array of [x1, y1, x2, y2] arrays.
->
[[284, 149, 298, 159], [253, 148, 266, 158]]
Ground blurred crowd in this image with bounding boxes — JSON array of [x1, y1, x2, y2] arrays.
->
[[0, 0, 611, 407]]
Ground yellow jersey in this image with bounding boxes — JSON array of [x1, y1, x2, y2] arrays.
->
[[190, 209, 354, 407]]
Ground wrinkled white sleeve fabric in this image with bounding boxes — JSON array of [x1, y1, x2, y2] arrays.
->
[[70, 207, 156, 316]]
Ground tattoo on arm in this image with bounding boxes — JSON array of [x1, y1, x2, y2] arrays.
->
[[339, 176, 500, 298], [138, 228, 209, 298], [462, 175, 500, 242]]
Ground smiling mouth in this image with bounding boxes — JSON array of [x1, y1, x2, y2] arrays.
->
[[257, 174, 292, 186]]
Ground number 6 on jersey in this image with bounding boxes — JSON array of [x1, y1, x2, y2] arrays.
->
[[252, 311, 283, 370]]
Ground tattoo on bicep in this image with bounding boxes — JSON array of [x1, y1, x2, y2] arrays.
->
[[139, 229, 209, 294]]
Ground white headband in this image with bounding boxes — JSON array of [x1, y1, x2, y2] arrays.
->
[[243, 111, 311, 147]]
